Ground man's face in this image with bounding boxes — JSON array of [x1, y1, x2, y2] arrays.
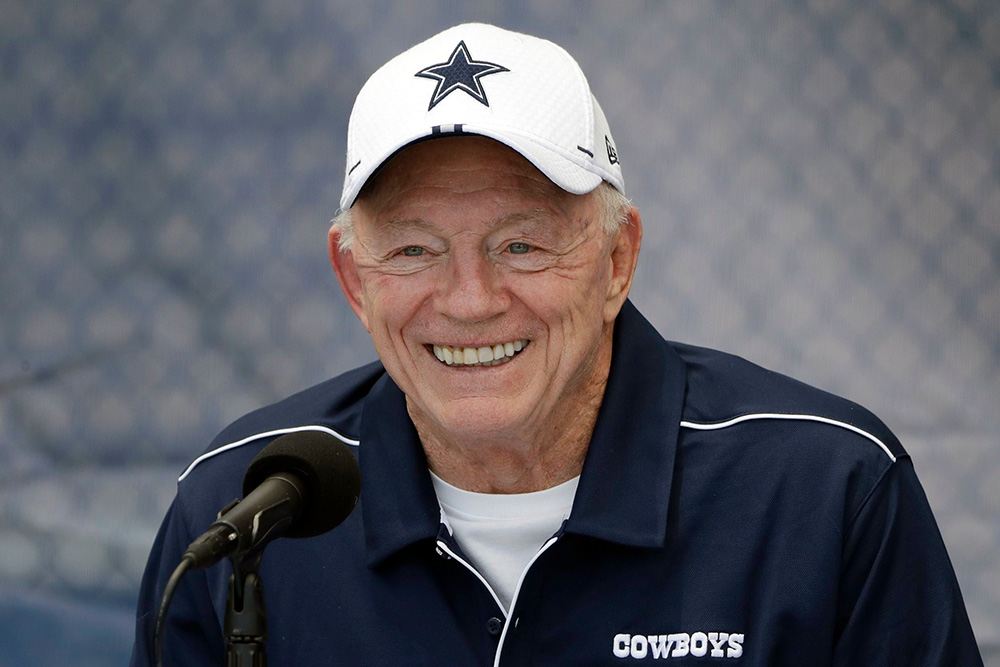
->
[[330, 137, 638, 444]]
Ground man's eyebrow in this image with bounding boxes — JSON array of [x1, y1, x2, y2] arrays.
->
[[485, 209, 555, 231], [374, 217, 436, 235]]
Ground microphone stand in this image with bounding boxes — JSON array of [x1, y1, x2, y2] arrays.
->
[[225, 548, 269, 666]]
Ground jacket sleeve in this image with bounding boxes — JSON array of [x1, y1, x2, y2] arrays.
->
[[832, 456, 983, 665], [129, 491, 225, 667]]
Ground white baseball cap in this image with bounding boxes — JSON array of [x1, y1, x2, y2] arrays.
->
[[340, 23, 624, 210]]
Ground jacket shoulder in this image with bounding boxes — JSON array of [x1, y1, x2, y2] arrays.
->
[[216, 361, 383, 444], [177, 360, 384, 485], [671, 342, 906, 462]]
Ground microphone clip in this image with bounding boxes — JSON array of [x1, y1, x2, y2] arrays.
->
[[225, 550, 269, 667]]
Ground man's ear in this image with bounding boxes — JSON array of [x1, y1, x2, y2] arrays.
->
[[604, 205, 643, 323], [328, 226, 371, 332]]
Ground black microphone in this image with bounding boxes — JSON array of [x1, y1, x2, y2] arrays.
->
[[182, 430, 361, 569]]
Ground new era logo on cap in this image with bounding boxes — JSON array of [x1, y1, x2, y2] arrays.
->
[[341, 23, 625, 210]]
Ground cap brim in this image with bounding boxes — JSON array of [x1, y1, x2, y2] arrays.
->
[[340, 128, 607, 210]]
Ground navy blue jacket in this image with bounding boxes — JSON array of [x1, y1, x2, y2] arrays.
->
[[132, 302, 983, 665]]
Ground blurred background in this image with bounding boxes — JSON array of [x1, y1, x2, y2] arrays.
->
[[0, 0, 997, 664]]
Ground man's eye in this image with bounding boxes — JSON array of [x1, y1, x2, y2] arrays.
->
[[507, 242, 531, 255], [400, 246, 424, 256]]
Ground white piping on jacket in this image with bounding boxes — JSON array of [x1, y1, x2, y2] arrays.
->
[[177, 424, 359, 482], [680, 413, 896, 463]]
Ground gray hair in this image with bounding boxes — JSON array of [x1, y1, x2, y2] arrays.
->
[[331, 181, 632, 252], [592, 181, 634, 236]]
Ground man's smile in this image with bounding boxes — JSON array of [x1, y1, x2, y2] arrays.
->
[[429, 340, 529, 367]]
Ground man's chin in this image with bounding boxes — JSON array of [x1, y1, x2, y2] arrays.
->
[[413, 396, 537, 443]]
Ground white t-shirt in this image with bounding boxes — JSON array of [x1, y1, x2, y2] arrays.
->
[[430, 471, 579, 612]]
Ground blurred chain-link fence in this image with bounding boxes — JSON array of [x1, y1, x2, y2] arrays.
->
[[1, 1, 997, 663]]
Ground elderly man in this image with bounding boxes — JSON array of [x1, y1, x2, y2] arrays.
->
[[132, 23, 983, 666]]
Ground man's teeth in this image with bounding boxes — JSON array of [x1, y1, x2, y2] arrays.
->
[[432, 340, 527, 367]]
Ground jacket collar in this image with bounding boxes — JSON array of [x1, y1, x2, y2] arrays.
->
[[359, 300, 686, 566], [565, 300, 684, 547], [358, 374, 441, 567]]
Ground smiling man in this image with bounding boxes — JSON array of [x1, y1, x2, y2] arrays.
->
[[330, 135, 638, 495], [133, 23, 983, 666]]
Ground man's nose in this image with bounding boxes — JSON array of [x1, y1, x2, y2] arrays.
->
[[434, 251, 509, 322]]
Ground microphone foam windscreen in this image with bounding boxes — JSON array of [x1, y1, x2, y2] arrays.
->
[[243, 430, 361, 538]]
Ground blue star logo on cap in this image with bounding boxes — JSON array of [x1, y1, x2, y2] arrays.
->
[[415, 41, 509, 111]]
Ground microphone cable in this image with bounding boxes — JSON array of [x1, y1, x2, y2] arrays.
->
[[154, 554, 194, 667]]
